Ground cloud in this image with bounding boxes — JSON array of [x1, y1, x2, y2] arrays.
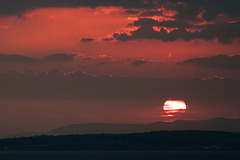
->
[[1, 1, 239, 43], [102, 37, 114, 41], [196, 22, 240, 43], [165, 0, 240, 22], [0, 53, 79, 63], [0, 69, 239, 111], [113, 20, 240, 43], [43, 53, 77, 61], [132, 60, 147, 66], [80, 38, 96, 42], [1, 0, 239, 23], [138, 10, 163, 17], [113, 25, 191, 41], [113, 33, 132, 41], [132, 18, 194, 28], [0, 0, 157, 16], [125, 9, 140, 15], [180, 55, 240, 70], [0, 54, 38, 63]]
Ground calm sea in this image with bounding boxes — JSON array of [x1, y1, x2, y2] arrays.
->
[[0, 151, 240, 160]]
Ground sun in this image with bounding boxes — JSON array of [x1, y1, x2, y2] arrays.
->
[[163, 99, 187, 114]]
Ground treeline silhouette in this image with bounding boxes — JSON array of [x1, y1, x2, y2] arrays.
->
[[1, 131, 240, 151]]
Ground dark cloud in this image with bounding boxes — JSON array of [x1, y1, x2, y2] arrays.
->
[[1, 0, 239, 23], [197, 22, 240, 43], [113, 33, 132, 41], [43, 53, 77, 61], [132, 60, 147, 66], [0, 54, 38, 63], [165, 0, 240, 21], [80, 38, 96, 42], [113, 25, 191, 41], [0, 53, 78, 63], [125, 9, 140, 15], [138, 10, 163, 17], [114, 20, 240, 43], [131, 18, 158, 26], [0, 70, 239, 111], [0, 0, 161, 16], [181, 55, 240, 70], [132, 18, 194, 28], [80, 57, 92, 60], [102, 37, 114, 41], [1, 1, 239, 43]]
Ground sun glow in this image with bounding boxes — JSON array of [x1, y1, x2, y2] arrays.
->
[[163, 100, 187, 114]]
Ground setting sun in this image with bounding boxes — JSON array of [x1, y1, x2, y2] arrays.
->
[[163, 100, 187, 114], [0, 1, 239, 154]]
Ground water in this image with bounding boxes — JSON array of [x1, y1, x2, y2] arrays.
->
[[0, 151, 240, 160]]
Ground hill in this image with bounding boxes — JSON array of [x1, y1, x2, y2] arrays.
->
[[47, 118, 240, 136]]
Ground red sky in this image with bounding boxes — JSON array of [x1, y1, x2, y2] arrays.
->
[[0, 7, 239, 79], [0, 7, 239, 58], [0, 0, 240, 137]]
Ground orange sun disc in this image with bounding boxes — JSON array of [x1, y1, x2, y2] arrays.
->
[[163, 100, 187, 114]]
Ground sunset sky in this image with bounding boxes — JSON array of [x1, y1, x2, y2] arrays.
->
[[0, 0, 240, 137]]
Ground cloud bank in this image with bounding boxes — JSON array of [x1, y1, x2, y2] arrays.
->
[[80, 38, 96, 42], [181, 55, 240, 69], [112, 19, 240, 43], [0, 70, 239, 110], [1, 0, 240, 21], [43, 53, 77, 61], [0, 54, 38, 63]]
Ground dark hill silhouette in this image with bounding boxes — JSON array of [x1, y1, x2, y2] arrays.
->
[[47, 118, 240, 136]]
